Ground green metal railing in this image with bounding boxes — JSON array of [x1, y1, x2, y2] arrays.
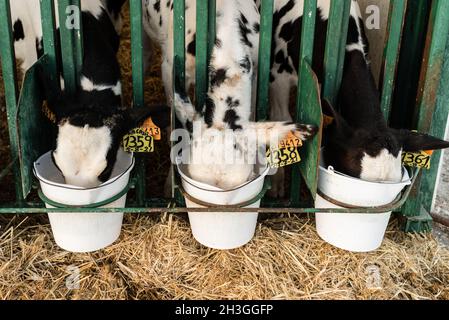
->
[[0, 0, 448, 232]]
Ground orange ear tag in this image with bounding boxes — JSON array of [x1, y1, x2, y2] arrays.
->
[[323, 114, 334, 128], [277, 131, 303, 149], [142, 117, 161, 140]]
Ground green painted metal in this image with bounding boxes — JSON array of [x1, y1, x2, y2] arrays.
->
[[16, 56, 54, 197], [390, 0, 431, 129], [256, 0, 274, 121], [57, 0, 79, 93], [73, 0, 83, 78], [0, 0, 24, 202], [323, 0, 351, 105], [402, 0, 449, 231], [172, 0, 186, 200], [296, 61, 323, 203], [129, 0, 147, 205], [380, 0, 407, 121], [195, 0, 209, 110], [290, 0, 318, 206], [39, 0, 59, 91]]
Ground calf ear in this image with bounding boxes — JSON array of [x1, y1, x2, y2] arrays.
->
[[395, 129, 449, 152], [248, 121, 318, 146], [125, 105, 171, 130]]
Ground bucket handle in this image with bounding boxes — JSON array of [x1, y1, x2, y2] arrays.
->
[[177, 178, 272, 209], [38, 183, 131, 209]]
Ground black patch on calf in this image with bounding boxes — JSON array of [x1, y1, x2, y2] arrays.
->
[[154, 0, 161, 12], [224, 109, 242, 131], [239, 55, 252, 74], [204, 96, 216, 127], [215, 38, 222, 48], [347, 17, 360, 46], [13, 19, 25, 41], [159, 15, 163, 26], [105, 0, 126, 19], [187, 34, 196, 56], [253, 22, 260, 33], [238, 13, 253, 48], [210, 68, 228, 88], [226, 97, 240, 109], [166, 0, 171, 8]]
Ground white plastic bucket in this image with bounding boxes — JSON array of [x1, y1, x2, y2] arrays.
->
[[177, 160, 269, 250], [315, 157, 412, 252], [34, 149, 134, 253]]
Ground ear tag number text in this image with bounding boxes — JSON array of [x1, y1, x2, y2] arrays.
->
[[123, 128, 154, 153], [267, 132, 302, 168], [402, 150, 433, 170]]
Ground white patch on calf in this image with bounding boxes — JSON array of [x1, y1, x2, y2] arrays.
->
[[360, 148, 403, 183], [80, 76, 122, 96], [54, 122, 112, 187]]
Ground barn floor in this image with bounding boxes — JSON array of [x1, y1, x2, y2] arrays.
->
[[1, 2, 449, 300]]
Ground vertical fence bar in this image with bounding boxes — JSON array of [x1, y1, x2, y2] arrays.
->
[[0, 0, 24, 201], [380, 0, 407, 121], [129, 0, 146, 204], [57, 0, 79, 93], [173, 0, 186, 199], [390, 0, 431, 129], [195, 0, 209, 109], [402, 0, 449, 231], [40, 0, 59, 90], [72, 0, 83, 77], [256, 0, 274, 121], [322, 0, 351, 105], [290, 0, 318, 206]]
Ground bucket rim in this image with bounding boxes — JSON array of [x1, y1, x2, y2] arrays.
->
[[33, 150, 135, 191], [176, 159, 270, 193], [318, 164, 413, 186]]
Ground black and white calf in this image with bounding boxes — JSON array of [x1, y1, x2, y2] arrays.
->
[[172, 0, 317, 190], [11, 0, 169, 187], [266, 0, 449, 189]]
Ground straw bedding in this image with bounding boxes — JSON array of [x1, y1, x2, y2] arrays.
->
[[0, 2, 449, 300]]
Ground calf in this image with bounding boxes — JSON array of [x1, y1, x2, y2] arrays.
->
[[173, 0, 317, 190], [266, 0, 449, 194], [10, 0, 169, 187]]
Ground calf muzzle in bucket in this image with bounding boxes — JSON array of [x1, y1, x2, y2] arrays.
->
[[33, 149, 135, 253], [176, 160, 270, 250], [315, 162, 412, 253]]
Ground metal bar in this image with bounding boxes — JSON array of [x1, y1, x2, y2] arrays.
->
[[403, 0, 449, 220], [0, 0, 24, 202], [172, 0, 186, 199], [173, 0, 186, 91], [322, 0, 351, 105], [39, 0, 59, 90], [291, 0, 318, 206], [57, 0, 78, 93], [195, 0, 209, 110], [380, 0, 407, 121], [256, 0, 274, 121], [129, 0, 146, 205]]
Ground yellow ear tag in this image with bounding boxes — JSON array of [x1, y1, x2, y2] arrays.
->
[[402, 150, 432, 170], [323, 114, 334, 128], [123, 128, 154, 153], [142, 117, 161, 140], [267, 132, 302, 169]]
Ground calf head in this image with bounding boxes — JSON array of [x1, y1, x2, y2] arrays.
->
[[175, 93, 317, 190], [323, 51, 449, 182], [47, 89, 169, 188]]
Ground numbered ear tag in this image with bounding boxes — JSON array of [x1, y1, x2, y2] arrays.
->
[[402, 150, 433, 170], [267, 147, 302, 169], [123, 128, 154, 153], [278, 132, 303, 149], [142, 117, 161, 140]]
